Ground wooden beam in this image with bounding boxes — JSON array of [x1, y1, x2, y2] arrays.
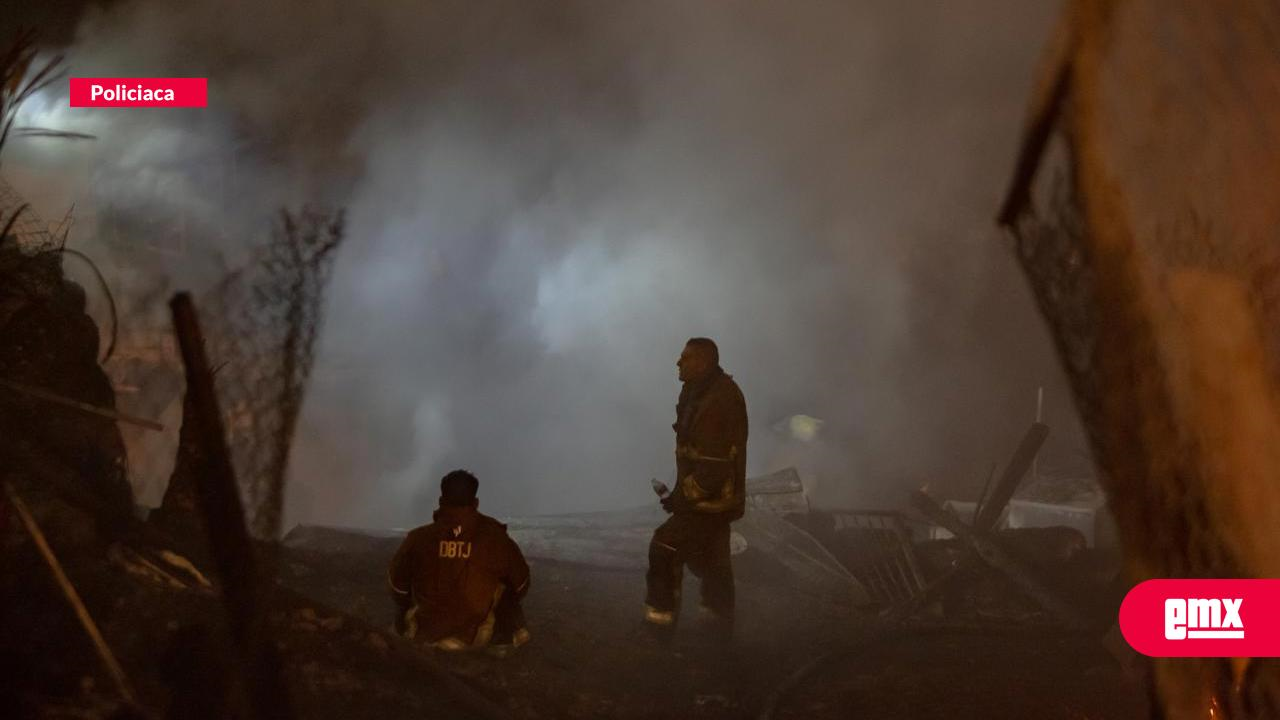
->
[[170, 292, 292, 720], [974, 422, 1050, 532]]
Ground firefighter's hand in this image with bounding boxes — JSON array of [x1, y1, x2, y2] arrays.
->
[[660, 494, 675, 513]]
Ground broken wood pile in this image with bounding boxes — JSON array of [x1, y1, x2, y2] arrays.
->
[[754, 421, 1134, 719], [780, 421, 1119, 629]]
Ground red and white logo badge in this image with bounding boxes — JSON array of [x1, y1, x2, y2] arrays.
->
[[1119, 579, 1280, 657], [69, 78, 208, 108]]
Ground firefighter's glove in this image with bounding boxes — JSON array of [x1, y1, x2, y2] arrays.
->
[[660, 494, 676, 513]]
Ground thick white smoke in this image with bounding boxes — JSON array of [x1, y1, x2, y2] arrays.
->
[[11, 0, 1084, 528]]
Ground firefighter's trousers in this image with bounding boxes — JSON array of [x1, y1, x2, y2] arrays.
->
[[645, 511, 734, 621]]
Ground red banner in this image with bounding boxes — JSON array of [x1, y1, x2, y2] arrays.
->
[[1119, 579, 1280, 657], [69, 78, 207, 108]]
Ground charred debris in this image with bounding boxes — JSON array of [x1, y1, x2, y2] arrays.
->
[[1, 187, 1132, 718], [1, 22, 1138, 720]]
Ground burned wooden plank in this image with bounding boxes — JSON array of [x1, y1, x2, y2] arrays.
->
[[169, 292, 292, 720], [973, 422, 1049, 532]]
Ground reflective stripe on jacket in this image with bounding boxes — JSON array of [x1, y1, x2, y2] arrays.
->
[[388, 505, 530, 644]]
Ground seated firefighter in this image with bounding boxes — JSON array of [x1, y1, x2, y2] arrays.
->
[[388, 470, 531, 652]]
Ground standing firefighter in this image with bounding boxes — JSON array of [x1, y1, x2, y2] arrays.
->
[[644, 337, 748, 640], [388, 470, 531, 654]]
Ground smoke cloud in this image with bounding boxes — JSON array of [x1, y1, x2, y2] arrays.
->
[[10, 0, 1084, 528]]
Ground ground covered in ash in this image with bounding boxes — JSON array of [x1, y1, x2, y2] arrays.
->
[[279, 526, 1148, 720], [773, 625, 1144, 720], [1, 505, 1148, 719]]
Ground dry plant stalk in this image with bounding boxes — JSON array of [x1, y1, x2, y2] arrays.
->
[[3, 482, 137, 705]]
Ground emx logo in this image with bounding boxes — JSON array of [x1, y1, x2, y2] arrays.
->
[[1165, 598, 1244, 640], [1121, 579, 1280, 657]]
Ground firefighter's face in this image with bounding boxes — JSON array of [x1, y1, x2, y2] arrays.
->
[[677, 344, 711, 383]]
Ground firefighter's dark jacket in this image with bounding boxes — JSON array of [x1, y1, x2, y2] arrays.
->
[[388, 505, 530, 643], [673, 368, 749, 519]]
